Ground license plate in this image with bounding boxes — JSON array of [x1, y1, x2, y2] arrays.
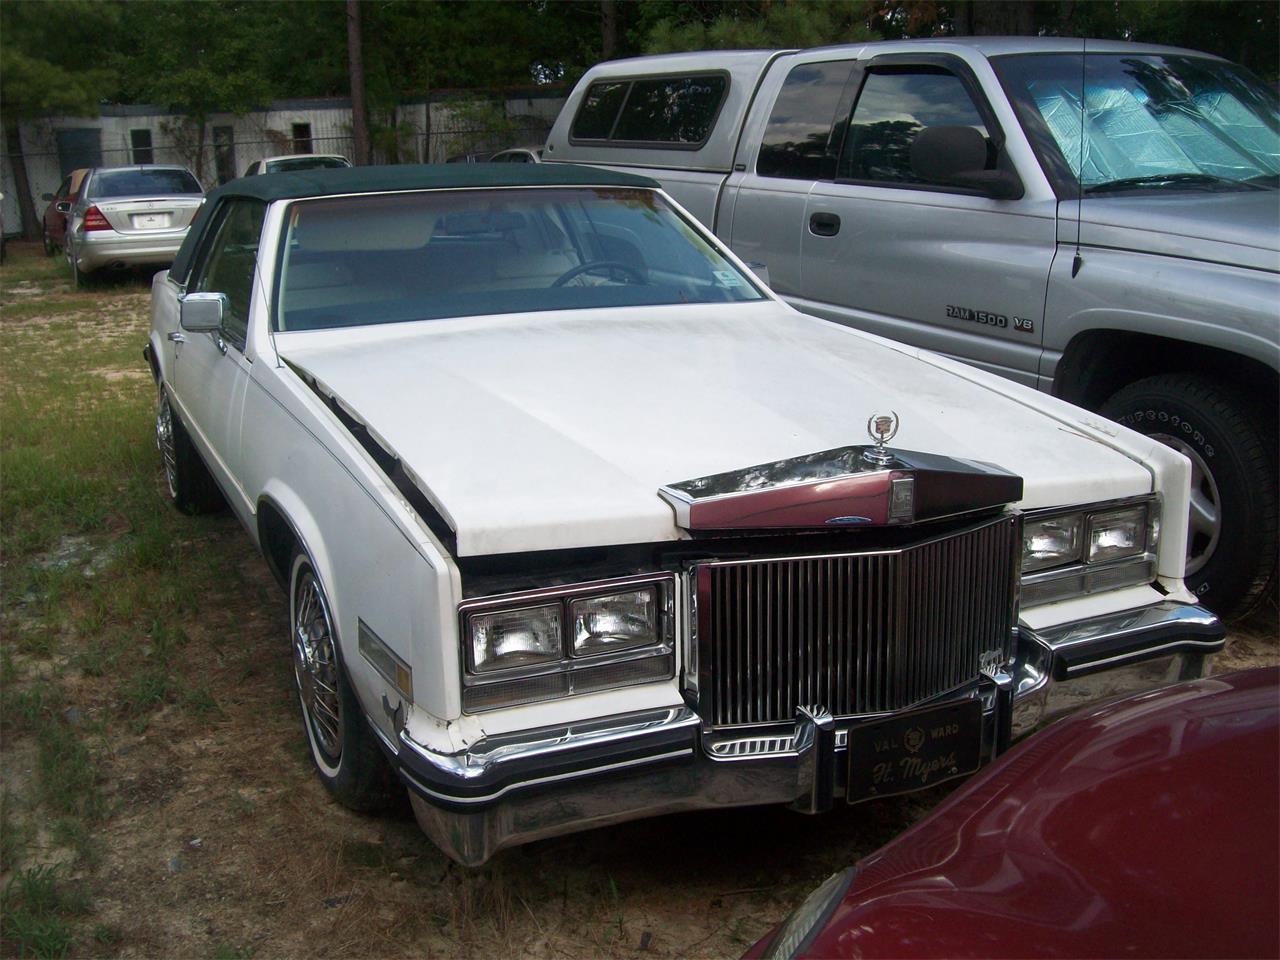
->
[[131, 213, 170, 229], [847, 698, 982, 803]]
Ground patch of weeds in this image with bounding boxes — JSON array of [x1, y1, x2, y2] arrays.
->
[[50, 817, 102, 869], [0, 791, 26, 872], [181, 684, 222, 717], [149, 618, 190, 663], [1, 682, 52, 734], [0, 864, 91, 959], [92, 923, 124, 949], [211, 943, 254, 960], [72, 635, 119, 678], [36, 721, 105, 821], [17, 628, 60, 659], [118, 666, 177, 715]]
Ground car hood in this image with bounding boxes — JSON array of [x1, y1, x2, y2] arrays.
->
[[1074, 190, 1280, 272], [790, 668, 1280, 959], [277, 301, 1152, 556]]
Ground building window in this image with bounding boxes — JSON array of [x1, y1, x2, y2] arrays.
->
[[130, 128, 154, 164], [291, 122, 312, 154]]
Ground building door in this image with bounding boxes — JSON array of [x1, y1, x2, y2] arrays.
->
[[55, 128, 102, 177]]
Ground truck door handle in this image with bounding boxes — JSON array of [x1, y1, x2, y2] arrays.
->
[[809, 212, 841, 237]]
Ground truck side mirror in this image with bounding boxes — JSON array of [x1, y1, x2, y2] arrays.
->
[[911, 125, 1024, 201], [180, 292, 227, 332]]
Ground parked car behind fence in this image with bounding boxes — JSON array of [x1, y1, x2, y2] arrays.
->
[[65, 164, 204, 287]]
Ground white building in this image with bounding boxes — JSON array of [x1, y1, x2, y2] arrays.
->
[[1, 90, 565, 237]]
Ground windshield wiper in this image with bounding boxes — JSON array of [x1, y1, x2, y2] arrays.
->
[[1084, 173, 1239, 194]]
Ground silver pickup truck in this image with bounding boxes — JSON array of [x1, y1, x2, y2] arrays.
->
[[544, 37, 1279, 620]]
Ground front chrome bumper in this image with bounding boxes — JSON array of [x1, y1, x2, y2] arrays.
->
[[398, 600, 1224, 865]]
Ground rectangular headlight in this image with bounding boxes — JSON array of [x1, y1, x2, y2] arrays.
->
[[571, 588, 658, 657], [468, 603, 562, 673], [1021, 498, 1158, 606], [1088, 507, 1147, 564], [1022, 514, 1083, 572], [459, 575, 676, 711]]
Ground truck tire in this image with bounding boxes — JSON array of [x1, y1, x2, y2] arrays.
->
[[1101, 374, 1277, 620]]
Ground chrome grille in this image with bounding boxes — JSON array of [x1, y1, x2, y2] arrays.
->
[[694, 515, 1019, 727]]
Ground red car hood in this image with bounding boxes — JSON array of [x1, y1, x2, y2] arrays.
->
[[781, 668, 1279, 959]]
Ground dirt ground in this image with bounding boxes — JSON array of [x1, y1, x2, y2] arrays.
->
[[1, 241, 1277, 959]]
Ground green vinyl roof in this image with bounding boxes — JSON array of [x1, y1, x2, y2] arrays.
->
[[170, 162, 659, 283]]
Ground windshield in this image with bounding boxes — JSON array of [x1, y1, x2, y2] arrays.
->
[[276, 187, 764, 331], [265, 156, 351, 173], [995, 53, 1279, 194], [89, 168, 203, 198]]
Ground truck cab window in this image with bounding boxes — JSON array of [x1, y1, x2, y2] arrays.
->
[[839, 70, 991, 185], [758, 61, 856, 180]]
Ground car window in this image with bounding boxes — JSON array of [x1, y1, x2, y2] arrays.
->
[[571, 75, 727, 146], [191, 199, 267, 347], [838, 69, 991, 185], [758, 61, 857, 180], [264, 156, 351, 174], [276, 187, 763, 332], [89, 168, 203, 198], [55, 176, 72, 199]]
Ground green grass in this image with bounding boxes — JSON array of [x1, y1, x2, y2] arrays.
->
[[0, 251, 261, 953], [0, 865, 91, 959]]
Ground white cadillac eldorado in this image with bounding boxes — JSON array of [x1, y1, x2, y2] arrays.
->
[[146, 165, 1224, 865]]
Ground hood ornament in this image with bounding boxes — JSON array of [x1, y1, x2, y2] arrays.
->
[[862, 411, 899, 466]]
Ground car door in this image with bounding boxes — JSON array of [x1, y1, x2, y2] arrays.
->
[[46, 175, 72, 242], [720, 56, 860, 297], [800, 53, 1057, 387], [173, 197, 267, 523]]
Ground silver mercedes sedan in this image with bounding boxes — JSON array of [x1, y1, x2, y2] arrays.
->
[[65, 165, 204, 286]]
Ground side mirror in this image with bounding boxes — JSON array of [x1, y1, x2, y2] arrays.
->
[[42, 192, 55, 202], [910, 125, 1024, 201], [55, 201, 72, 214], [180, 292, 226, 332]]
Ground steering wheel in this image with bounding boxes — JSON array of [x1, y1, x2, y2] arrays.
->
[[551, 260, 646, 287]]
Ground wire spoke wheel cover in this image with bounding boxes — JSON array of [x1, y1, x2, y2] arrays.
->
[[155, 390, 179, 500], [293, 570, 344, 762]]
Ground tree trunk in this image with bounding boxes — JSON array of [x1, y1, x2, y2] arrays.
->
[[601, 0, 619, 61], [193, 116, 207, 182], [4, 123, 41, 241], [347, 0, 371, 166]]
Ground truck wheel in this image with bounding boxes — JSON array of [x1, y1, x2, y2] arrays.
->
[[289, 551, 399, 813], [155, 387, 225, 514], [1102, 374, 1277, 620]]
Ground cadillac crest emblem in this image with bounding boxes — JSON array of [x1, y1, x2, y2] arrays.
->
[[862, 411, 900, 466]]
